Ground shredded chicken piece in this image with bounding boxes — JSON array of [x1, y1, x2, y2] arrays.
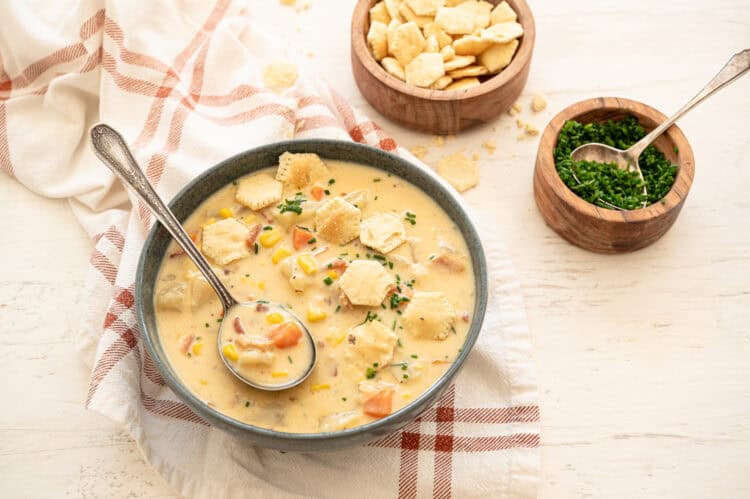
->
[[432, 252, 466, 272], [179, 334, 195, 355], [246, 224, 261, 247], [235, 335, 274, 350]]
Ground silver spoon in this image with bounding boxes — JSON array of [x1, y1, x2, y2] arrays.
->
[[90, 124, 316, 391], [571, 49, 750, 207]]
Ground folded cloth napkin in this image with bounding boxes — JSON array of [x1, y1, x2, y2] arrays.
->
[[0, 1, 540, 497]]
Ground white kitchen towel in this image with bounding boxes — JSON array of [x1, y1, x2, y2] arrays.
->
[[0, 1, 540, 497]]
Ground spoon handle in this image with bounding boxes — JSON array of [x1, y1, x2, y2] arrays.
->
[[90, 124, 236, 311], [628, 48, 750, 159]]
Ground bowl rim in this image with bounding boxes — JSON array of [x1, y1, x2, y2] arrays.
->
[[536, 96, 695, 223], [135, 139, 488, 445], [351, 0, 536, 102]]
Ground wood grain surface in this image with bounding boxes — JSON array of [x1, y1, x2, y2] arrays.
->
[[533, 97, 695, 253], [1, 0, 749, 498], [351, 0, 535, 134]]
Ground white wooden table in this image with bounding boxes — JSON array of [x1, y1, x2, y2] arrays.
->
[[1, 1, 749, 497]]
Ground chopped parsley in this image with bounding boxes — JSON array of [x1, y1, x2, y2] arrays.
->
[[328, 178, 336, 185], [262, 225, 273, 231], [554, 116, 677, 210], [411, 354, 418, 359], [365, 367, 376, 379], [278, 193, 306, 214], [397, 338, 403, 347], [245, 401, 250, 407], [404, 212, 416, 225], [362, 311, 379, 323], [390, 293, 410, 309], [254, 242, 259, 254], [323, 276, 334, 286], [288, 355, 293, 364], [308, 237, 317, 244], [324, 189, 331, 195], [373, 178, 382, 183]]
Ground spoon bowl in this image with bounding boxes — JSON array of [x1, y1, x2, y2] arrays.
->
[[218, 301, 316, 391], [90, 124, 317, 391]]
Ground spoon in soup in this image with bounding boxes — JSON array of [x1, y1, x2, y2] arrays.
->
[[90, 124, 316, 391], [571, 49, 750, 207]]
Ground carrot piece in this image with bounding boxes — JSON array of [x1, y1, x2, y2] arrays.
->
[[363, 388, 394, 418], [310, 185, 324, 201], [293, 226, 314, 250], [268, 322, 303, 348]]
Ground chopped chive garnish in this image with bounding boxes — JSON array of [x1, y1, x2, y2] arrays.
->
[[263, 225, 272, 231]]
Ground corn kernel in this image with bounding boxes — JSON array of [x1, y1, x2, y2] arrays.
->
[[271, 371, 289, 378], [297, 254, 318, 275], [272, 246, 291, 264], [218, 207, 233, 219], [327, 330, 346, 346], [191, 342, 203, 355], [259, 229, 282, 247], [199, 379, 208, 385], [311, 383, 330, 392], [401, 392, 412, 399], [326, 270, 339, 280], [243, 214, 257, 224], [222, 343, 239, 362], [258, 281, 265, 290], [307, 307, 327, 322], [266, 312, 284, 324]]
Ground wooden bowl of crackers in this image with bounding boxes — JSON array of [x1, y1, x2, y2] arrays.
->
[[351, 0, 535, 135]]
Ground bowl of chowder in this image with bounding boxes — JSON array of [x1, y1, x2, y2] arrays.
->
[[137, 140, 488, 451]]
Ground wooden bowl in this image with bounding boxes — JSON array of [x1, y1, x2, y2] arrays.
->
[[533, 97, 695, 254], [351, 0, 535, 135]]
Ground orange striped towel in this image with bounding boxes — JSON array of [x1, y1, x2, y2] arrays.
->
[[0, 2, 540, 497]]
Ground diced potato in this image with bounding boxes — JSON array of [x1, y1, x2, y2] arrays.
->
[[157, 282, 186, 310]]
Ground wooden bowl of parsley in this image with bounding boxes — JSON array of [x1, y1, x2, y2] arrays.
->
[[533, 97, 695, 253]]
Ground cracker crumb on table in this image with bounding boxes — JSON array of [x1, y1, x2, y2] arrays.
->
[[531, 94, 548, 112], [437, 152, 479, 192]]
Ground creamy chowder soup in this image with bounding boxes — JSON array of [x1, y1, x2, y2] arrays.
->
[[154, 152, 475, 433], [221, 303, 314, 387]]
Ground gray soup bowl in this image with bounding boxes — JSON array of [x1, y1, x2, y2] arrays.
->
[[136, 140, 488, 452]]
